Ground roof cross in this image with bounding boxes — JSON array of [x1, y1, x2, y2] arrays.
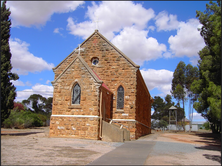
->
[[93, 16, 100, 30], [78, 44, 84, 55]]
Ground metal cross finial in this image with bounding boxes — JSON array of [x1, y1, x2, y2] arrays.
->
[[93, 16, 100, 30]]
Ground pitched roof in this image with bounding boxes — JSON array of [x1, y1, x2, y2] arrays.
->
[[84, 30, 140, 68], [51, 55, 102, 85], [53, 30, 140, 71]]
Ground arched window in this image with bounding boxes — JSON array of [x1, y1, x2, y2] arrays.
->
[[72, 83, 81, 104], [117, 85, 124, 109]]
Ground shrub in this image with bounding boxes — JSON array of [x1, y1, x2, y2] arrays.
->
[[13, 102, 26, 112], [3, 110, 43, 128], [37, 114, 47, 126], [203, 122, 210, 130]]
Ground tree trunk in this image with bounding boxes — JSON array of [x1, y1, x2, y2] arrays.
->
[[182, 98, 185, 131]]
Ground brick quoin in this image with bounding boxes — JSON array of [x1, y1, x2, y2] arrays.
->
[[49, 30, 153, 140]]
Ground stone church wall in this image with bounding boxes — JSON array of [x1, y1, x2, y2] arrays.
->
[[49, 58, 101, 139], [53, 53, 78, 80], [80, 33, 137, 118], [50, 30, 152, 140], [78, 33, 139, 140], [135, 70, 152, 139], [49, 116, 99, 139]]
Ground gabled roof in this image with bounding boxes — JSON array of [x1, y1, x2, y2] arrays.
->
[[83, 30, 140, 68], [53, 30, 140, 71], [51, 55, 102, 85]]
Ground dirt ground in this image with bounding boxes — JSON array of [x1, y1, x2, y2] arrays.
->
[[1, 127, 221, 165], [1, 127, 122, 165], [143, 130, 221, 165]]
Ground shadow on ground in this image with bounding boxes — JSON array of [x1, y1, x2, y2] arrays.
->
[[193, 132, 221, 151], [203, 154, 221, 164], [1, 131, 44, 136]]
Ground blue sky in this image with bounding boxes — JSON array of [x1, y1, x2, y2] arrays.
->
[[6, 1, 210, 122]]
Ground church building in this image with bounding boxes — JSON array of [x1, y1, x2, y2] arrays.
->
[[49, 30, 153, 140]]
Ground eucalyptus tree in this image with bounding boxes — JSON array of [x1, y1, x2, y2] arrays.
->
[[171, 61, 186, 119]]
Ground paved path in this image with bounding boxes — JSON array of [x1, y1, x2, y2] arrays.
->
[[88, 133, 159, 165], [88, 132, 221, 165], [88, 140, 156, 165]]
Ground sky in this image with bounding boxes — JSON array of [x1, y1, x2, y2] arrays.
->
[[5, 1, 210, 122]]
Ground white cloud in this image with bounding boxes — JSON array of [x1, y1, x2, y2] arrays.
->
[[16, 84, 53, 102], [53, 28, 60, 33], [46, 80, 51, 84], [25, 81, 32, 86], [155, 11, 179, 31], [162, 51, 172, 58], [140, 69, 173, 96], [168, 19, 205, 58], [67, 18, 95, 39], [67, 1, 155, 40], [191, 112, 206, 121], [190, 56, 200, 66], [9, 38, 54, 75], [6, 1, 85, 27], [53, 28, 64, 37], [11, 80, 25, 86], [112, 26, 166, 65]]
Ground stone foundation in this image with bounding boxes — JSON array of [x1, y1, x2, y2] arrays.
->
[[49, 116, 99, 140]]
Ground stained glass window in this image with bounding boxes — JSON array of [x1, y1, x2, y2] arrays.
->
[[72, 83, 81, 104], [117, 85, 124, 109]]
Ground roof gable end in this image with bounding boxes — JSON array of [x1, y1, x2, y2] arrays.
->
[[52, 55, 102, 85]]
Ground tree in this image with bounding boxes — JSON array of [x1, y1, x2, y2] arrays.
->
[[191, 1, 221, 133], [171, 61, 186, 116], [22, 94, 53, 116], [22, 94, 46, 114], [185, 64, 199, 131], [151, 96, 166, 120], [151, 94, 184, 125], [1, 0, 19, 125]]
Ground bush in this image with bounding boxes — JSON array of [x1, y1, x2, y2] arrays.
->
[[151, 119, 168, 129], [203, 122, 210, 130], [159, 120, 168, 128], [3, 110, 43, 128], [37, 114, 47, 126]]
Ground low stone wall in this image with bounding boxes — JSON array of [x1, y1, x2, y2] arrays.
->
[[49, 116, 99, 139], [102, 121, 130, 142]]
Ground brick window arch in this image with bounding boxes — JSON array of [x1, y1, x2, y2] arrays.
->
[[72, 83, 81, 104], [117, 85, 124, 109]]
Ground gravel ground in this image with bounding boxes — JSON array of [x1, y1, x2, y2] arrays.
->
[[1, 127, 221, 165], [1, 127, 123, 165], [143, 131, 221, 165]]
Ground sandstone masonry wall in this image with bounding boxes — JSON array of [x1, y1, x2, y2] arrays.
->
[[49, 116, 99, 139], [49, 58, 101, 139], [135, 70, 152, 139], [80, 33, 137, 122]]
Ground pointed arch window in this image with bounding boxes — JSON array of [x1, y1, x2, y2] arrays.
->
[[117, 85, 124, 109], [72, 83, 81, 104]]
